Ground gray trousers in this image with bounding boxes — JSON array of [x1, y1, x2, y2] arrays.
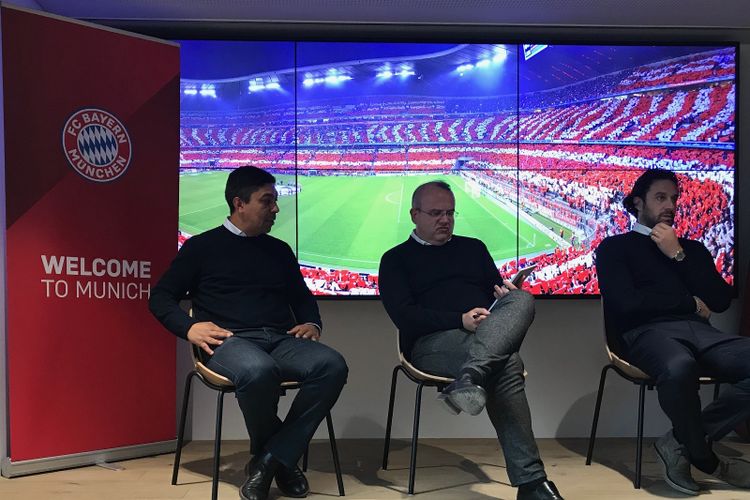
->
[[410, 290, 547, 486]]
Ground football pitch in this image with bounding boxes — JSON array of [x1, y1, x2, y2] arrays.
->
[[179, 171, 558, 272]]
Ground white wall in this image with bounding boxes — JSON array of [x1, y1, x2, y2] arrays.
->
[[187, 299, 741, 441]]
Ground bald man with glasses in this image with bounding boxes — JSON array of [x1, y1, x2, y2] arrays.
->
[[378, 181, 563, 500]]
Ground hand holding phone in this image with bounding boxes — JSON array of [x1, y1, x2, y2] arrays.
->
[[487, 265, 537, 312], [510, 264, 536, 288]]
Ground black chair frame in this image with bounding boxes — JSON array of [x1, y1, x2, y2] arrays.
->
[[172, 369, 345, 500], [382, 364, 451, 495], [585, 363, 721, 489]]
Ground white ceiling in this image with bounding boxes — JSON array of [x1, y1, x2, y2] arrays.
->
[[21, 0, 750, 28]]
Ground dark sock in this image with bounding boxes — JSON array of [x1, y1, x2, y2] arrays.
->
[[459, 367, 484, 387]]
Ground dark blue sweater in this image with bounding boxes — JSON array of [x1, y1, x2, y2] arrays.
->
[[379, 235, 501, 357], [595, 231, 731, 355], [149, 226, 320, 339]]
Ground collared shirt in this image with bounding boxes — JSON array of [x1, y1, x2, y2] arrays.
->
[[631, 221, 652, 236], [222, 217, 322, 335], [410, 230, 451, 246], [223, 217, 246, 236]]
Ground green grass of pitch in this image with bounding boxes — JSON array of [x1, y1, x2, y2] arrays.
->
[[179, 171, 557, 271]]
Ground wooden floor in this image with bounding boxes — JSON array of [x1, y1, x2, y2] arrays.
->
[[1, 438, 749, 499]]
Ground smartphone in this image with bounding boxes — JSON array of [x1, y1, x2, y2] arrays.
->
[[510, 264, 537, 288], [487, 265, 538, 311]]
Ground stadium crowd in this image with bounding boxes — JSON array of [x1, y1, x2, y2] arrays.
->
[[178, 47, 736, 295]]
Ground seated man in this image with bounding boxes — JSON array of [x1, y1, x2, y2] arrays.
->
[[378, 180, 563, 500], [149, 166, 348, 500], [596, 168, 750, 495]]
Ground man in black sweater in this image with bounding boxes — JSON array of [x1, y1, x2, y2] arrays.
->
[[379, 181, 563, 500], [596, 168, 750, 495], [150, 166, 348, 500]]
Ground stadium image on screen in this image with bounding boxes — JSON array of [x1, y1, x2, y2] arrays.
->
[[179, 42, 736, 296]]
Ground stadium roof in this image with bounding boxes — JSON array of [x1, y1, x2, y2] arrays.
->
[[179, 44, 728, 94]]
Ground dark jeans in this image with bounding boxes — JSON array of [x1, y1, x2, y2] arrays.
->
[[410, 290, 546, 486], [206, 328, 348, 468], [623, 320, 750, 473]]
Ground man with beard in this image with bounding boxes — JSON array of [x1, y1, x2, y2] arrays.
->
[[150, 166, 348, 500], [596, 168, 750, 495], [379, 181, 564, 500]]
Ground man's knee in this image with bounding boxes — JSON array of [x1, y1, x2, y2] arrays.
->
[[233, 358, 281, 391], [505, 289, 535, 318], [313, 348, 349, 387], [658, 357, 699, 385], [505, 287, 533, 305]]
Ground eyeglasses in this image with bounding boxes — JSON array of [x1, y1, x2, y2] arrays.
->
[[415, 208, 458, 218]]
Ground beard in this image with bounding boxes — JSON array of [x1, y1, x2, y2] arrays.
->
[[641, 208, 674, 228]]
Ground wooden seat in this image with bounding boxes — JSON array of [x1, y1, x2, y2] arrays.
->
[[381, 330, 529, 494], [585, 300, 721, 489], [172, 333, 345, 499], [381, 332, 454, 494]]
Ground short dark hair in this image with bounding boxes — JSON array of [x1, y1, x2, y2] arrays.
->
[[225, 166, 276, 213], [622, 168, 679, 216], [412, 180, 453, 208]]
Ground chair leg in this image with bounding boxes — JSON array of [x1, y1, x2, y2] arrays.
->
[[211, 390, 226, 500], [408, 382, 426, 495], [172, 371, 197, 485], [586, 365, 611, 465], [382, 365, 401, 470], [635, 382, 647, 489], [707, 383, 721, 447], [326, 413, 346, 496], [302, 446, 309, 472]]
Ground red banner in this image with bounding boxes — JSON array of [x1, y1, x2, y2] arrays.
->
[[2, 7, 179, 461]]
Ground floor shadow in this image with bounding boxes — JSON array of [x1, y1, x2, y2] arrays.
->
[[560, 432, 750, 497], [349, 438, 505, 492], [179, 438, 506, 498]]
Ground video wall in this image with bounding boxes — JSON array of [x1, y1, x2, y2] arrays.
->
[[179, 42, 736, 296]]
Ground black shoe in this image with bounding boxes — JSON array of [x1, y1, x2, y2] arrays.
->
[[437, 373, 487, 416], [241, 452, 279, 500], [517, 480, 564, 500], [275, 464, 310, 498]]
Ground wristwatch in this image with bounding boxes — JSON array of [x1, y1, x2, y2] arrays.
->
[[673, 248, 685, 262]]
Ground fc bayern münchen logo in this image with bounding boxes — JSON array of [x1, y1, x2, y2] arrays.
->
[[62, 108, 132, 182]]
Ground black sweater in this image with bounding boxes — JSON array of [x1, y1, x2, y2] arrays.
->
[[379, 235, 501, 357], [595, 231, 731, 354], [149, 226, 321, 339]]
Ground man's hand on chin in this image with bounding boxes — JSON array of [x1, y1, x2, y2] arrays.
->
[[650, 222, 682, 258]]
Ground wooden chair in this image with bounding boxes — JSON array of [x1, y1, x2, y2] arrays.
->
[[381, 331, 455, 494], [172, 342, 345, 499], [585, 301, 720, 488]]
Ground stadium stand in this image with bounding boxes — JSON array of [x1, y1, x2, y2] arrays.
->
[[179, 47, 735, 295]]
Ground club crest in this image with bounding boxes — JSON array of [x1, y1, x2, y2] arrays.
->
[[63, 108, 132, 182]]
